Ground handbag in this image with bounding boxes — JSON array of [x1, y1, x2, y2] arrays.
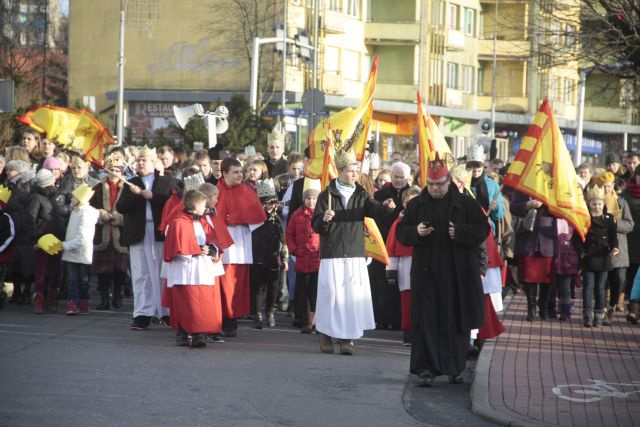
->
[[516, 208, 537, 233]]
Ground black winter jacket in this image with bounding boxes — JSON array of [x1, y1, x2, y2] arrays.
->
[[312, 180, 394, 259], [27, 185, 66, 239], [573, 213, 618, 272]]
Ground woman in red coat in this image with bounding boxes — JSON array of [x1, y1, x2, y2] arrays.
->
[[286, 188, 320, 333]]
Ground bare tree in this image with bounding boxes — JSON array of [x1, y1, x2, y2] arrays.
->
[[201, 0, 279, 115]]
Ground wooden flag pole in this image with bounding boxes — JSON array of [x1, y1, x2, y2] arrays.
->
[[328, 190, 332, 211]]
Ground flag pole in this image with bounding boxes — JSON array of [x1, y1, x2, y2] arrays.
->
[[328, 188, 332, 211]]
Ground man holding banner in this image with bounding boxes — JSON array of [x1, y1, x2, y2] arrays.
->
[[311, 150, 396, 356]]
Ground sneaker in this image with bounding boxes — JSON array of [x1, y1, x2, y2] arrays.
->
[[66, 300, 80, 316], [78, 300, 90, 315], [130, 316, 150, 330], [211, 333, 225, 343]]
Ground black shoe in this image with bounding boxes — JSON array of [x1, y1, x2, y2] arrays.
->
[[402, 331, 412, 347], [416, 371, 434, 387], [526, 306, 535, 322], [161, 315, 171, 326], [112, 297, 123, 309], [130, 316, 150, 330], [223, 320, 237, 337], [252, 319, 263, 329], [467, 344, 480, 359], [191, 334, 207, 348], [448, 375, 464, 384], [175, 334, 188, 346]]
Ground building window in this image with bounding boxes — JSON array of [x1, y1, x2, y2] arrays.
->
[[431, 0, 443, 27], [563, 78, 574, 104], [325, 46, 339, 73], [463, 8, 475, 36], [448, 4, 459, 30], [431, 58, 443, 84], [462, 66, 474, 93], [346, 0, 359, 17], [327, 0, 341, 12], [342, 49, 360, 80], [447, 63, 459, 89]]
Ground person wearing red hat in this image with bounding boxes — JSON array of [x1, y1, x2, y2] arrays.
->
[[396, 153, 489, 387]]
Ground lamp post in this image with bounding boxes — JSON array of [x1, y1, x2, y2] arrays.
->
[[117, 0, 127, 145]]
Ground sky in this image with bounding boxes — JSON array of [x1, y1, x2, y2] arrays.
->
[[60, 0, 69, 15]]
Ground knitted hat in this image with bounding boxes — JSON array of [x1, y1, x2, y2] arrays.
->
[[43, 156, 61, 171], [605, 152, 621, 165], [36, 169, 56, 188], [594, 171, 615, 186], [303, 188, 320, 199], [5, 160, 30, 175]]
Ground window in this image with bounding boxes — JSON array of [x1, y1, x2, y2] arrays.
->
[[565, 24, 577, 49], [478, 67, 485, 94], [325, 46, 339, 73], [563, 79, 574, 104], [431, 0, 443, 27], [342, 50, 360, 80], [430, 58, 443, 84], [327, 0, 341, 12], [463, 8, 475, 36], [448, 4, 459, 30], [462, 66, 474, 93], [447, 63, 459, 89], [346, 0, 359, 17], [550, 21, 560, 47]]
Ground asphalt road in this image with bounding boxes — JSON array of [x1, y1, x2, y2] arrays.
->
[[0, 295, 496, 427]]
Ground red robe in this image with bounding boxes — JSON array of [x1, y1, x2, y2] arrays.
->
[[158, 191, 183, 234], [162, 212, 222, 333], [386, 213, 413, 257]]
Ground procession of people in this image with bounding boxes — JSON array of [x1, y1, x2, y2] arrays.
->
[[1, 124, 639, 389]]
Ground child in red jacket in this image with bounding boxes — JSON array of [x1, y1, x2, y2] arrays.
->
[[286, 188, 320, 333], [386, 186, 421, 346]]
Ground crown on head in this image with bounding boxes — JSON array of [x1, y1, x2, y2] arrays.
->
[[368, 152, 380, 169], [335, 149, 357, 170], [183, 172, 205, 192], [72, 183, 95, 205], [138, 145, 157, 160], [466, 143, 485, 164], [244, 145, 256, 157], [0, 185, 11, 206], [450, 163, 471, 190], [427, 152, 452, 181], [256, 178, 277, 201], [267, 126, 285, 145], [587, 184, 605, 201]]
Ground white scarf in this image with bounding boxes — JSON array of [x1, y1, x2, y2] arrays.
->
[[335, 180, 356, 208]]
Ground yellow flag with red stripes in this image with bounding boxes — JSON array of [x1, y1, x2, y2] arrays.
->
[[305, 57, 378, 179], [503, 99, 590, 240], [319, 122, 337, 189], [364, 217, 390, 265], [417, 91, 451, 187]]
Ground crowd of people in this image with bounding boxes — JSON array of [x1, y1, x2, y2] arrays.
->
[[1, 126, 639, 386]]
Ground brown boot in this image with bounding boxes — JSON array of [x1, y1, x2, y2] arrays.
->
[[603, 308, 613, 326], [47, 288, 57, 313], [626, 301, 639, 324], [616, 293, 625, 312], [339, 339, 354, 355], [300, 312, 315, 334], [319, 333, 334, 353], [34, 292, 45, 314]]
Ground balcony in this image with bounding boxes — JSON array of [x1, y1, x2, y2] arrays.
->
[[324, 10, 346, 33], [477, 95, 529, 113], [584, 105, 635, 124], [365, 21, 420, 43], [446, 29, 465, 50], [322, 72, 344, 95], [375, 81, 417, 102], [478, 39, 530, 59]]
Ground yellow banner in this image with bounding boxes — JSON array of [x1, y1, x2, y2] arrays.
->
[[364, 217, 390, 265], [417, 91, 451, 187]]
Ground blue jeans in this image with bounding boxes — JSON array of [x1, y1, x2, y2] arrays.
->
[[65, 262, 91, 302], [582, 271, 607, 312], [630, 268, 640, 301], [555, 274, 573, 305]]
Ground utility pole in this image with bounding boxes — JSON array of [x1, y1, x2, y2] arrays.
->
[[280, 0, 288, 121], [490, 0, 499, 140], [117, 0, 127, 144], [310, 0, 319, 131]]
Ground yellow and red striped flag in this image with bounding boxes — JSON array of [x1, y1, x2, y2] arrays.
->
[[364, 217, 390, 265], [305, 57, 378, 179], [17, 105, 115, 167], [416, 91, 451, 187], [319, 122, 337, 189], [503, 99, 590, 240]]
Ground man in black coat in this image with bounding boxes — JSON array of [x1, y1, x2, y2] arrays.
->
[[396, 157, 488, 386], [116, 147, 176, 330]]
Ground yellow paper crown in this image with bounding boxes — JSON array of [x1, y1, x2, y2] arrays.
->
[[0, 185, 11, 205], [37, 234, 63, 255], [587, 184, 605, 201], [139, 145, 157, 160], [334, 149, 357, 170], [450, 164, 472, 192], [72, 183, 95, 205]]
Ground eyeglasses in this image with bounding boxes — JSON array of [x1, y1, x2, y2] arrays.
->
[[426, 180, 449, 188]]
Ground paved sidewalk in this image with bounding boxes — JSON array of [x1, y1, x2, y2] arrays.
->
[[472, 292, 640, 427]]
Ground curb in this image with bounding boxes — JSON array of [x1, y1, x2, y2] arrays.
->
[[470, 292, 557, 427]]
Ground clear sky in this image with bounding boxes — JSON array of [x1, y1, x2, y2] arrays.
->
[[60, 0, 69, 15]]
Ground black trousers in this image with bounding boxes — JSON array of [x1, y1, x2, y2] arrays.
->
[[608, 267, 627, 306], [295, 271, 318, 314], [250, 265, 279, 315]]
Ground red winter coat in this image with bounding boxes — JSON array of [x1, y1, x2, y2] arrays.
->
[[286, 207, 320, 273]]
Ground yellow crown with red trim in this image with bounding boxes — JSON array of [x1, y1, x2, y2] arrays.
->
[[0, 185, 11, 206]]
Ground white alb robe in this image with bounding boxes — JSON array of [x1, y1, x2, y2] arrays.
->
[[130, 221, 166, 318]]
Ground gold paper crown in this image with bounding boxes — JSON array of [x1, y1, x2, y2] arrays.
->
[[183, 172, 205, 192], [0, 185, 11, 206], [72, 183, 95, 205], [334, 149, 357, 170], [256, 178, 277, 200], [466, 144, 485, 164], [37, 234, 63, 255], [587, 184, 605, 201], [267, 127, 285, 145], [451, 164, 472, 191], [244, 145, 257, 157], [138, 145, 157, 160]]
